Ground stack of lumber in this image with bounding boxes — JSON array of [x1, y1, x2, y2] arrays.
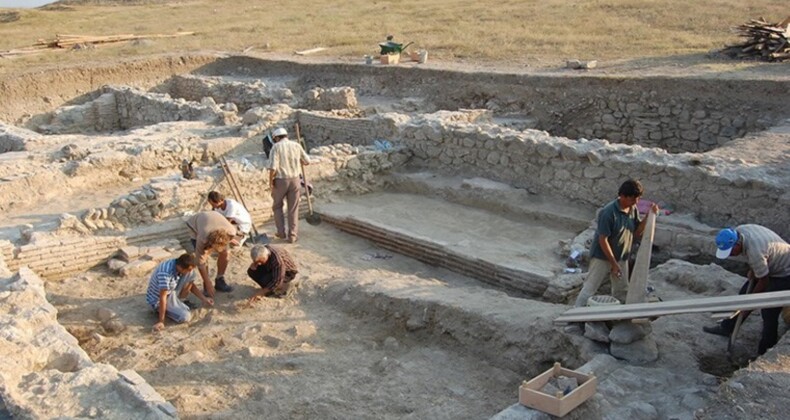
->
[[1, 31, 194, 58], [721, 17, 790, 62]]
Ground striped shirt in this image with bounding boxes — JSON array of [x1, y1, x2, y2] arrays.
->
[[269, 138, 310, 179], [247, 245, 298, 290], [737, 224, 790, 278], [145, 259, 179, 308]]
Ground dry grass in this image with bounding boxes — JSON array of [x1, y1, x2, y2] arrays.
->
[[0, 0, 787, 75]]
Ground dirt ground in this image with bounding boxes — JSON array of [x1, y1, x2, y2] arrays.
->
[[47, 221, 527, 419]]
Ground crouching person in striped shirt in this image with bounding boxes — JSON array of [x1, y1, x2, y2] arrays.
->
[[146, 253, 214, 332], [246, 244, 299, 304]]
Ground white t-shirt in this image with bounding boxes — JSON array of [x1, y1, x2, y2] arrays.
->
[[216, 199, 252, 234]]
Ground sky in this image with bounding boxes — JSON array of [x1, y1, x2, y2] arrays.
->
[[0, 0, 57, 8]]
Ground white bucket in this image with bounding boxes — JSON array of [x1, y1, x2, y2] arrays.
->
[[587, 295, 621, 306], [418, 50, 428, 64]]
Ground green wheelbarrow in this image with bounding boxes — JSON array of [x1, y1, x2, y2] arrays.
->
[[379, 41, 414, 55]]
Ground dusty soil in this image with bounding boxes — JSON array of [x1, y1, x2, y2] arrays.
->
[[47, 222, 525, 419]]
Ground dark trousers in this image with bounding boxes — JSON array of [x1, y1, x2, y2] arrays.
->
[[272, 177, 301, 240], [722, 275, 790, 354]]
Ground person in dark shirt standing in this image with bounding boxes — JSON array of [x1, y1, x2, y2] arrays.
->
[[574, 179, 659, 307], [246, 244, 299, 303]]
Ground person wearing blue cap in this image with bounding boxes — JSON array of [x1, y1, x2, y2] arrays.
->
[[703, 224, 790, 354]]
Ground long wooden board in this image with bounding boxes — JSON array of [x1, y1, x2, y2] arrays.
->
[[554, 290, 790, 323], [625, 211, 655, 304]]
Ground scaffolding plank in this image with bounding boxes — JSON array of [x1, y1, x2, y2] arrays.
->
[[554, 291, 790, 323], [626, 211, 656, 304]]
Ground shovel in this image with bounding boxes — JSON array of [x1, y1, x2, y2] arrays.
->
[[218, 156, 270, 244], [294, 123, 321, 225]]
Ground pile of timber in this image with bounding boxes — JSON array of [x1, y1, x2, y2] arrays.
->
[[0, 31, 194, 58], [721, 17, 790, 62]]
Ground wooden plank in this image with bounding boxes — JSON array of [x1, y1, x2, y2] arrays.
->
[[294, 47, 327, 56], [729, 278, 756, 353], [626, 211, 655, 304], [554, 290, 790, 323]]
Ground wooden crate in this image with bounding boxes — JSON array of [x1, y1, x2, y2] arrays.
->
[[519, 362, 597, 417], [380, 53, 400, 65]]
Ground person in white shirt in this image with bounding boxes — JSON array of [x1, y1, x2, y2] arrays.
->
[[268, 127, 310, 243], [207, 191, 253, 245]]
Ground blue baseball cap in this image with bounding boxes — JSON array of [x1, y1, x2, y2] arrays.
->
[[715, 228, 738, 259]]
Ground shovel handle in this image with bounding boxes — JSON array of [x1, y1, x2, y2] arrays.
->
[[728, 277, 757, 353], [294, 123, 316, 215]]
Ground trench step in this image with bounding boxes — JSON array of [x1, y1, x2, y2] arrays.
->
[[318, 192, 580, 298]]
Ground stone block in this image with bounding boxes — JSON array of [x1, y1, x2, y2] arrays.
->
[[96, 307, 117, 323], [609, 321, 651, 344], [244, 346, 267, 358], [120, 259, 158, 278], [143, 247, 171, 262], [119, 370, 146, 385], [609, 336, 658, 363], [116, 246, 140, 262]]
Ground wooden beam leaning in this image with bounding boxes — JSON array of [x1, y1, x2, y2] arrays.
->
[[554, 290, 790, 323], [626, 211, 656, 304]]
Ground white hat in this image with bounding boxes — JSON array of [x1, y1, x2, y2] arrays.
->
[[272, 127, 287, 138]]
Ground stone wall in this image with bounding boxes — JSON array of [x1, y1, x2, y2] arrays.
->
[[109, 86, 232, 130], [0, 267, 176, 418], [300, 87, 358, 110], [559, 93, 769, 153], [36, 85, 237, 134], [297, 111, 402, 148], [57, 146, 408, 234], [162, 74, 295, 112], [39, 92, 120, 134], [198, 57, 789, 154], [394, 116, 789, 239]]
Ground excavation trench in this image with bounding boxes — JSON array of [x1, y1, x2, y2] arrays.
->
[[45, 219, 578, 419], [0, 57, 788, 418]]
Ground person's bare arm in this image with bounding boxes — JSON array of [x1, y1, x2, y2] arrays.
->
[[598, 234, 622, 278], [752, 275, 770, 294], [248, 287, 272, 304], [190, 283, 214, 306], [154, 289, 167, 332]]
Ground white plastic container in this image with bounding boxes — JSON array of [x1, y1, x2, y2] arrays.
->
[[587, 295, 621, 306]]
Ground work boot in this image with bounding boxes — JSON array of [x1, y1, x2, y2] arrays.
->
[[702, 324, 731, 337], [215, 276, 233, 293]]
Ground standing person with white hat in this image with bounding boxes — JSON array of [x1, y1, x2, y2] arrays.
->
[[268, 127, 310, 243]]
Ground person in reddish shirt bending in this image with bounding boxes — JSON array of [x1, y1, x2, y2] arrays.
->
[[246, 244, 299, 303]]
